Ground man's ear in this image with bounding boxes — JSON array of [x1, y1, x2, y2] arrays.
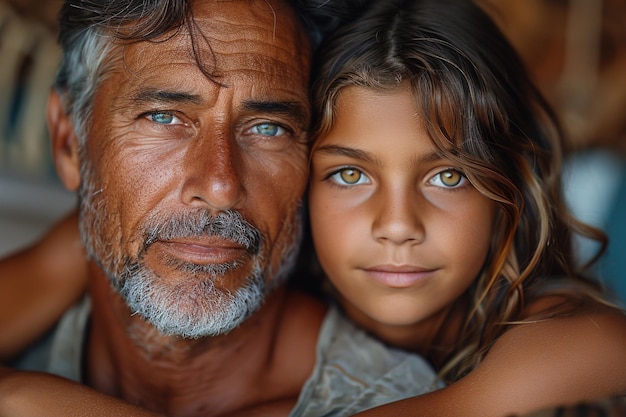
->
[[48, 89, 80, 191]]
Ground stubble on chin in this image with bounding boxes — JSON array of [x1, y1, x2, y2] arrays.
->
[[77, 158, 305, 339]]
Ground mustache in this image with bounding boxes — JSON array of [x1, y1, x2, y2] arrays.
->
[[142, 209, 262, 255]]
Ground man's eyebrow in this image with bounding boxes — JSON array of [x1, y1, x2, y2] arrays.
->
[[131, 89, 203, 105], [243, 100, 308, 125]]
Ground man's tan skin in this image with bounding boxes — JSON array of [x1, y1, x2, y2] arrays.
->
[[3, 1, 327, 416]]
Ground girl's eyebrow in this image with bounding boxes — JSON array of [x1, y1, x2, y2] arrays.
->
[[312, 144, 375, 163], [312, 144, 447, 166]]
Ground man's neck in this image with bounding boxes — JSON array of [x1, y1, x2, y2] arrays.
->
[[84, 264, 324, 417]]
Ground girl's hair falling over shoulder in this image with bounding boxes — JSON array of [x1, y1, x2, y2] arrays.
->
[[309, 0, 619, 383]]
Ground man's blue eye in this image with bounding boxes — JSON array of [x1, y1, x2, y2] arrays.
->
[[254, 123, 283, 136], [149, 113, 175, 124]]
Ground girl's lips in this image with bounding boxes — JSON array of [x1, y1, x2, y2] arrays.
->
[[363, 265, 436, 288]]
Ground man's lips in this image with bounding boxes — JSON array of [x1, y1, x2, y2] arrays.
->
[[150, 238, 250, 265], [363, 265, 437, 288]]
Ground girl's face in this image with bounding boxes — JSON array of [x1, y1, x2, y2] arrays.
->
[[309, 86, 495, 336]]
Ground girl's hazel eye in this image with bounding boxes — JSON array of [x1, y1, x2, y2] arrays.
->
[[328, 167, 370, 186], [340, 168, 362, 184], [440, 170, 463, 187], [429, 169, 466, 188]]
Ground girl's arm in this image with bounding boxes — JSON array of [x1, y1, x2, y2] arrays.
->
[[0, 211, 87, 361], [354, 306, 626, 417], [0, 366, 164, 417]]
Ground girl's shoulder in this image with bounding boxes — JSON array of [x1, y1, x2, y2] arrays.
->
[[350, 296, 626, 417], [521, 292, 626, 327], [445, 296, 626, 415], [505, 294, 626, 361], [480, 295, 626, 406]]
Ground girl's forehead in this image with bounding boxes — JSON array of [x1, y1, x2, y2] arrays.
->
[[313, 86, 446, 159], [319, 84, 462, 148]]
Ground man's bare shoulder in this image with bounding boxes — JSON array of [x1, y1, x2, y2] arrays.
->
[[265, 291, 327, 397], [283, 290, 328, 322], [276, 290, 327, 356]]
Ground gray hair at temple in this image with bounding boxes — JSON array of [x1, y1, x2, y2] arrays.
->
[[53, 0, 322, 144]]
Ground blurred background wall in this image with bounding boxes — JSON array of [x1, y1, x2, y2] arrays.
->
[[480, 0, 626, 305], [0, 0, 74, 257], [0, 0, 624, 303]]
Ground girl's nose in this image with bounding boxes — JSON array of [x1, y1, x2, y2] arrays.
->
[[371, 186, 425, 245]]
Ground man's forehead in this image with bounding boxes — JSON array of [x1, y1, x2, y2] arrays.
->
[[99, 0, 311, 121], [120, 34, 310, 100], [123, 0, 310, 79], [192, 0, 305, 42]]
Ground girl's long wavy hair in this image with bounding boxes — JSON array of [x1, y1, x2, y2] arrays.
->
[[310, 0, 615, 383]]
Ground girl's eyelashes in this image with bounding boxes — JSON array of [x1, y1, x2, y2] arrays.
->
[[321, 165, 467, 190], [428, 168, 467, 189], [327, 167, 371, 186]]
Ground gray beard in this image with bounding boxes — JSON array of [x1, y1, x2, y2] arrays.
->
[[77, 163, 302, 339], [115, 256, 266, 338]]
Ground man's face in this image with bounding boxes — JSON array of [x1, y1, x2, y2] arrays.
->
[[76, 0, 311, 337]]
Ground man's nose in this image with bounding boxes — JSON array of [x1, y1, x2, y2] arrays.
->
[[180, 131, 246, 212]]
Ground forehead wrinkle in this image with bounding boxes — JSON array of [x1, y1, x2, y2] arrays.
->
[[196, 0, 301, 40], [190, 2, 309, 67], [210, 36, 308, 73], [188, 6, 299, 55]]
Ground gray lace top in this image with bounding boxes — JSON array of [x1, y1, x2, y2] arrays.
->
[[30, 297, 441, 416]]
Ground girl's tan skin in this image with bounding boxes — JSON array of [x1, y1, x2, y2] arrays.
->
[[310, 84, 626, 417], [306, 0, 626, 416], [2, 1, 626, 417]]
